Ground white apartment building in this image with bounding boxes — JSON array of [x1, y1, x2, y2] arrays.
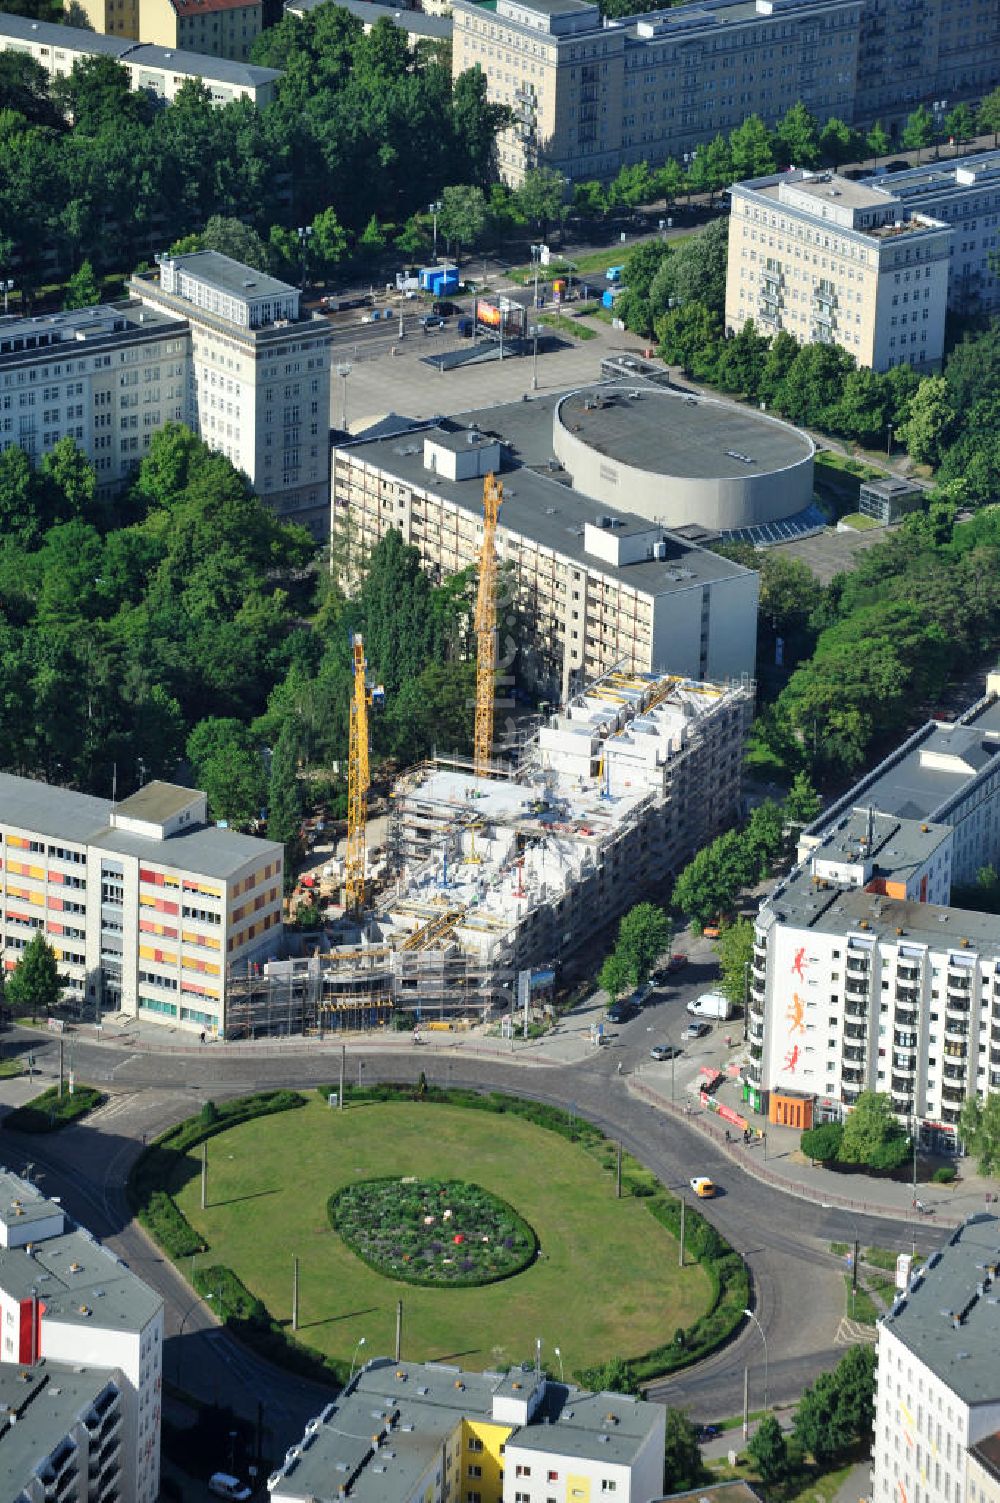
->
[[4, 1361, 130, 1503], [0, 304, 188, 497], [0, 1171, 163, 1503], [726, 170, 952, 372], [748, 676, 1000, 1148], [0, 11, 281, 105], [873, 1214, 1000, 1503], [131, 251, 333, 536], [0, 775, 283, 1037], [269, 1358, 666, 1503], [860, 150, 1000, 315], [334, 401, 759, 701]]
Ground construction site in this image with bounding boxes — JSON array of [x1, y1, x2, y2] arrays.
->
[[223, 471, 753, 1039]]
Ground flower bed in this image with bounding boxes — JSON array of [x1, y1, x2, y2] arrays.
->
[[329, 1176, 537, 1288]]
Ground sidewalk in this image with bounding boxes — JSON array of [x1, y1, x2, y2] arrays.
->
[[627, 1069, 996, 1229]]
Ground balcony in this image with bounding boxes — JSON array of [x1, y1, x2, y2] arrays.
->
[[946, 995, 971, 1015], [842, 1045, 866, 1063], [845, 1003, 869, 1024], [748, 1018, 764, 1045], [942, 1106, 962, 1125], [842, 1066, 865, 1085], [846, 955, 870, 974], [845, 977, 870, 997], [843, 1087, 861, 1105], [745, 1060, 762, 1086], [844, 1022, 867, 1041], [897, 961, 920, 981], [892, 1092, 915, 1113], [895, 983, 919, 1003], [944, 1020, 970, 1042], [941, 1084, 967, 1105], [947, 971, 972, 992], [749, 1042, 763, 1062], [891, 1058, 916, 1078], [894, 1009, 918, 1028]]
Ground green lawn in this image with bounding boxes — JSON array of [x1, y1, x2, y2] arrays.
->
[[539, 312, 598, 340], [839, 512, 882, 531], [173, 1099, 709, 1374]]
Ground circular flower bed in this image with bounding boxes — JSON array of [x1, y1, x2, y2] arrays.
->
[[328, 1176, 538, 1287]]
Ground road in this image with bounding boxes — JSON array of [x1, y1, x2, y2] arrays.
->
[[0, 1012, 946, 1452]]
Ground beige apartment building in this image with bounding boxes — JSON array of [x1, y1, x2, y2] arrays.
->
[[333, 402, 759, 700], [725, 170, 952, 371], [0, 776, 283, 1037], [0, 303, 188, 498], [452, 0, 999, 186], [137, 0, 261, 61], [131, 251, 332, 536]]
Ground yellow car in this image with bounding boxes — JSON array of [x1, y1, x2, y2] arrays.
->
[[690, 1176, 716, 1198]]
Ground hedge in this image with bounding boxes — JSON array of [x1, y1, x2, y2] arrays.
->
[[3, 1084, 105, 1133], [128, 1090, 306, 1258], [194, 1260, 348, 1387], [317, 1083, 749, 1384]]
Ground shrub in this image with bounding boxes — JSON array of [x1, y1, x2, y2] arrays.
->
[[932, 1164, 957, 1184], [801, 1121, 845, 1163], [142, 1190, 205, 1259], [2, 1084, 105, 1134]]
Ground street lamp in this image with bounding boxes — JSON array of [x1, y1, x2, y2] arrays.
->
[[553, 1346, 564, 1382], [349, 1335, 367, 1386], [0, 279, 13, 315], [336, 361, 352, 433], [742, 1307, 769, 1413], [530, 242, 543, 310], [297, 225, 313, 292], [932, 99, 948, 157], [530, 324, 539, 392], [430, 201, 443, 263], [886, 421, 894, 458]]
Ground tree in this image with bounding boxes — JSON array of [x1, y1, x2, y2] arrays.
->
[[978, 86, 1000, 148], [716, 918, 753, 1007], [267, 718, 302, 890], [819, 116, 858, 169], [186, 718, 265, 829], [598, 949, 633, 1002], [39, 437, 97, 521], [358, 214, 386, 262], [866, 121, 890, 167], [616, 238, 671, 335], [51, 54, 149, 133], [656, 158, 684, 208], [701, 134, 733, 202], [201, 215, 270, 271], [662, 1410, 706, 1494], [0, 52, 60, 128], [580, 1356, 640, 1395], [655, 217, 729, 315], [783, 770, 822, 828], [64, 260, 100, 310], [5, 933, 63, 1021], [959, 1093, 1000, 1175], [794, 1346, 875, 1464], [311, 206, 349, 275], [656, 300, 720, 375], [748, 1415, 788, 1490], [516, 166, 567, 235], [898, 375, 956, 465], [774, 100, 820, 168], [901, 104, 934, 161], [838, 1090, 910, 1170], [395, 214, 430, 259], [616, 903, 672, 986], [759, 555, 824, 642], [437, 183, 486, 264], [943, 102, 975, 146], [800, 1120, 844, 1164], [729, 115, 776, 180]]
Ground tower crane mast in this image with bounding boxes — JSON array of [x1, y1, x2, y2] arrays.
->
[[345, 632, 383, 915], [474, 472, 503, 779]]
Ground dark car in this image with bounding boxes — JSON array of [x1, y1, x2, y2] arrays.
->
[[421, 315, 445, 329], [432, 300, 459, 316], [606, 1001, 640, 1024], [666, 953, 688, 973], [696, 1425, 721, 1443]]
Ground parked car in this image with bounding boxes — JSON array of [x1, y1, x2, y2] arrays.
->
[[650, 1043, 682, 1061], [697, 1425, 721, 1442], [209, 1476, 252, 1501], [690, 1176, 716, 1199], [421, 314, 445, 329], [682, 1020, 711, 1041], [686, 992, 734, 1021], [432, 300, 460, 316], [666, 953, 688, 973], [606, 1001, 640, 1024]]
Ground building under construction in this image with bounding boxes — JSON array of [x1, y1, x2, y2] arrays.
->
[[224, 668, 753, 1038]]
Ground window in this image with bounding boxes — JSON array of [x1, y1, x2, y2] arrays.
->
[[469, 1467, 482, 1479], [468, 1439, 484, 1454], [547, 1475, 559, 1485], [601, 1483, 617, 1494], [516, 1469, 532, 1480]]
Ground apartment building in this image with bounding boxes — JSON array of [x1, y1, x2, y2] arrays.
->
[[287, 0, 453, 40], [747, 675, 1000, 1148], [451, 0, 999, 186], [726, 170, 952, 371], [0, 303, 188, 498], [0, 775, 283, 1037], [131, 251, 332, 535], [334, 403, 759, 701], [137, 0, 262, 61], [872, 1214, 1000, 1503], [0, 1170, 163, 1503], [859, 150, 1000, 315], [0, 11, 280, 103], [269, 1358, 666, 1503], [3, 1361, 130, 1503]]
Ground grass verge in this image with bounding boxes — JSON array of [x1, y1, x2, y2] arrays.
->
[[2, 1084, 105, 1132], [839, 511, 882, 531], [539, 312, 598, 340]]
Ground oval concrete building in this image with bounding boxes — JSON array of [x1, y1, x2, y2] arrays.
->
[[552, 384, 815, 532]]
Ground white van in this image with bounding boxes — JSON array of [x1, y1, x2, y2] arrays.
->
[[209, 1475, 252, 1501], [686, 992, 734, 1021]]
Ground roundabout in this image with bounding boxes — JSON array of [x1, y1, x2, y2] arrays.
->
[[169, 1095, 713, 1374]]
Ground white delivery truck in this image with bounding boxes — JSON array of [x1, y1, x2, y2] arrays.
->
[[686, 992, 735, 1021]]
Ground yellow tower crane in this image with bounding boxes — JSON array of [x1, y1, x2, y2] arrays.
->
[[344, 632, 384, 915], [473, 472, 503, 779]]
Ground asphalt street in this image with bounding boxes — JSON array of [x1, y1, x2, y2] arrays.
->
[[0, 1004, 949, 1449]]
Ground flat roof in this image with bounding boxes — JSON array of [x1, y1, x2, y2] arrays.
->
[[0, 11, 131, 51], [557, 386, 812, 480], [0, 1227, 161, 1332], [860, 149, 1000, 199], [768, 865, 1000, 956], [0, 773, 281, 880], [883, 1215, 1000, 1404], [508, 1389, 662, 1465], [124, 41, 281, 83], [0, 302, 182, 364], [287, 0, 452, 33], [785, 172, 894, 212], [165, 250, 296, 301], [114, 780, 200, 825], [0, 1173, 64, 1235], [0, 1362, 122, 1500], [338, 398, 754, 600], [809, 808, 952, 880]]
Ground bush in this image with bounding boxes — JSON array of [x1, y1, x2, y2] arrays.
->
[[932, 1164, 957, 1184], [801, 1121, 845, 1163], [143, 1190, 205, 1259], [2, 1084, 105, 1134]]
